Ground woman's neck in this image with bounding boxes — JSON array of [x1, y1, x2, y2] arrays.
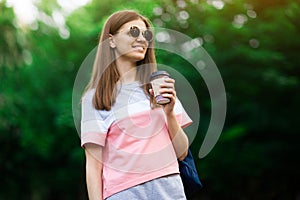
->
[[116, 58, 137, 83]]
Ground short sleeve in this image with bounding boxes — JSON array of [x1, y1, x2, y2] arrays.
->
[[80, 90, 108, 148], [174, 98, 193, 128]]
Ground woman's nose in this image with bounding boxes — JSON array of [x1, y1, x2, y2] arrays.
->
[[136, 33, 147, 42]]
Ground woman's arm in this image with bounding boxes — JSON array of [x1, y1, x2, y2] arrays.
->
[[165, 110, 189, 161], [85, 143, 103, 200], [152, 77, 189, 161]]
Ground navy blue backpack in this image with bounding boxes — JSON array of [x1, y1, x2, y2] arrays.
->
[[179, 149, 203, 199]]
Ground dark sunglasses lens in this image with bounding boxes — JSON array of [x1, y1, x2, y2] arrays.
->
[[143, 30, 153, 42], [130, 26, 140, 38]]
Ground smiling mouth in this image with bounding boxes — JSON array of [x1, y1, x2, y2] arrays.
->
[[132, 45, 145, 51]]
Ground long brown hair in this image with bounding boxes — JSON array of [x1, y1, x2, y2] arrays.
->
[[85, 10, 157, 110]]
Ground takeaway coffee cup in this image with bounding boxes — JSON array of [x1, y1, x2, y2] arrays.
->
[[150, 71, 171, 105]]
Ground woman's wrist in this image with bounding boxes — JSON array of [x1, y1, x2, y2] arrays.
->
[[164, 109, 176, 118]]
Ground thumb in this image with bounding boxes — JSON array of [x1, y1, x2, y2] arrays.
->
[[149, 88, 154, 96]]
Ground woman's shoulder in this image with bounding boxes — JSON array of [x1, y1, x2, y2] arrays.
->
[[82, 89, 96, 101], [81, 89, 112, 119]]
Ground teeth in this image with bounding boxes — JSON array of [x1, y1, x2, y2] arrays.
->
[[133, 46, 144, 50]]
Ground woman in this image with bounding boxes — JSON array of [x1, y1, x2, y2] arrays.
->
[[81, 10, 192, 200]]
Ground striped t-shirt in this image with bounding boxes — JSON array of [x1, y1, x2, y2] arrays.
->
[[80, 81, 192, 199]]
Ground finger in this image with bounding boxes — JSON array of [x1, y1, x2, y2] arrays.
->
[[164, 77, 175, 84], [160, 89, 176, 100], [159, 88, 175, 94], [149, 88, 154, 96], [160, 83, 174, 89], [161, 92, 176, 102], [160, 79, 175, 89]]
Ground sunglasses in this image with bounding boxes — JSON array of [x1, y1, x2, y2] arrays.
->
[[119, 26, 153, 42]]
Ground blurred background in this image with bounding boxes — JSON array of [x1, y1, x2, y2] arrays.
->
[[1, 0, 299, 199]]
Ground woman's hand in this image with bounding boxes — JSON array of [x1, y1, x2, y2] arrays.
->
[[149, 77, 176, 115], [159, 77, 176, 115]]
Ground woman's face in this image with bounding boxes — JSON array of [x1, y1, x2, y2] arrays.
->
[[111, 19, 150, 63]]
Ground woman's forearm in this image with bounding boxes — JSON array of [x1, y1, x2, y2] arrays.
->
[[85, 145, 103, 200], [166, 111, 189, 161]]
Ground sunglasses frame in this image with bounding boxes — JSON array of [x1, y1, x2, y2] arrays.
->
[[117, 26, 153, 42], [129, 26, 153, 42]]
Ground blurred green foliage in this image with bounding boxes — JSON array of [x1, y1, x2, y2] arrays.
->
[[0, 0, 299, 199]]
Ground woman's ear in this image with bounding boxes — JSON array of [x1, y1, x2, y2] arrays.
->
[[109, 34, 116, 48]]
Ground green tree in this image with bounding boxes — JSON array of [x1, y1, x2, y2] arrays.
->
[[1, 0, 299, 199]]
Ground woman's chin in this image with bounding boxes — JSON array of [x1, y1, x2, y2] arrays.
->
[[132, 54, 146, 62]]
